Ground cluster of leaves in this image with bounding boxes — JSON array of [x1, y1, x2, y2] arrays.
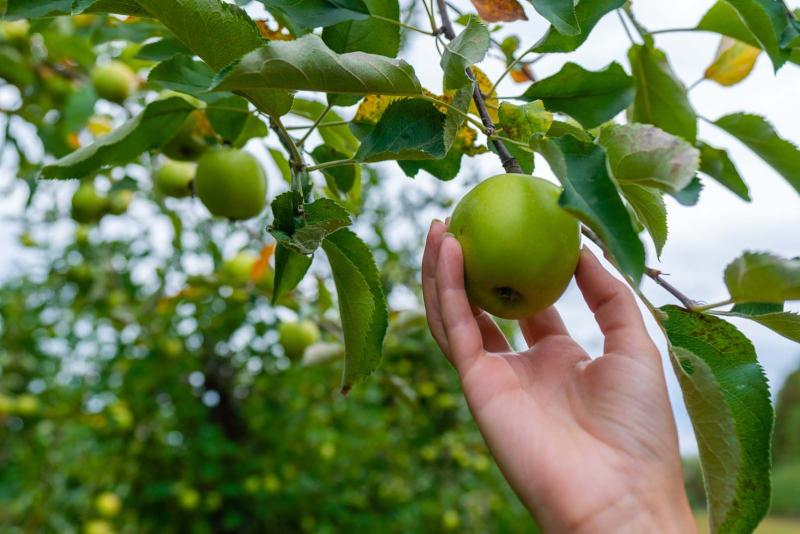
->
[[1, 0, 800, 532]]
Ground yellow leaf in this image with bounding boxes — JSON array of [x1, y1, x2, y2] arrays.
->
[[704, 37, 760, 86], [470, 0, 528, 23]]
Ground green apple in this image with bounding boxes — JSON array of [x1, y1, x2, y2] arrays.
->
[[278, 320, 320, 361], [107, 190, 134, 215], [71, 183, 107, 224], [177, 487, 200, 510], [221, 251, 259, 284], [14, 394, 40, 415], [162, 111, 211, 161], [449, 174, 580, 319], [154, 160, 195, 198], [95, 492, 121, 517], [83, 519, 113, 534], [195, 148, 267, 220], [91, 60, 138, 104], [1, 20, 30, 42]]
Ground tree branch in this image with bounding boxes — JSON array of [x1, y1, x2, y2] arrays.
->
[[580, 226, 699, 310], [435, 0, 523, 175]]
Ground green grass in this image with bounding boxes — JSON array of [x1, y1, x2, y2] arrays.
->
[[694, 512, 800, 534]]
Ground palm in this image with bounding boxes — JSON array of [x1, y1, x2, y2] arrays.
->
[[421, 221, 688, 532]]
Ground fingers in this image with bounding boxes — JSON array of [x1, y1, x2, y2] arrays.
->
[[422, 220, 449, 352], [436, 235, 485, 373], [473, 306, 511, 353], [519, 307, 569, 347], [575, 248, 656, 357]]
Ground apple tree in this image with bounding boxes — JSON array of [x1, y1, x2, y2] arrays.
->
[[1, 0, 800, 532]]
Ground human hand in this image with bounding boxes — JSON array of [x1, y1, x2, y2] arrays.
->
[[422, 220, 695, 533]]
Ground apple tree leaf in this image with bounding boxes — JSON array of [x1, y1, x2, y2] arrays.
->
[[660, 305, 772, 534], [519, 62, 634, 129], [715, 303, 800, 344], [355, 99, 447, 162], [213, 34, 422, 98], [629, 44, 697, 142], [134, 0, 293, 117], [714, 113, 800, 196], [534, 0, 625, 53], [619, 184, 668, 258], [525, 0, 578, 35], [41, 96, 197, 179], [537, 134, 645, 284], [322, 228, 388, 392], [469, 0, 528, 23], [258, 0, 370, 32], [698, 142, 751, 201], [322, 0, 399, 57], [441, 16, 490, 91], [272, 244, 313, 304], [597, 123, 699, 193], [704, 37, 761, 86], [724, 252, 800, 304], [721, 0, 791, 70], [269, 192, 352, 256]]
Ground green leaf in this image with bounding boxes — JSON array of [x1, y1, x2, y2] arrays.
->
[[714, 113, 800, 196], [669, 176, 703, 206], [534, 0, 625, 53], [322, 0, 399, 57], [41, 96, 197, 179], [3, 0, 146, 18], [518, 62, 634, 129], [629, 44, 697, 142], [205, 94, 249, 142], [525, 0, 578, 35], [213, 34, 422, 97], [538, 134, 645, 284], [441, 16, 490, 90], [268, 147, 292, 183], [312, 145, 359, 194], [597, 123, 699, 193], [134, 0, 293, 117], [731, 302, 784, 315], [723, 0, 791, 69], [698, 1, 762, 47], [259, 0, 370, 31], [698, 142, 751, 200], [498, 100, 553, 145], [716, 303, 800, 344], [398, 149, 463, 181], [620, 184, 668, 258], [269, 192, 351, 255], [354, 99, 447, 162], [291, 99, 360, 156], [322, 228, 388, 392], [272, 244, 313, 304], [135, 38, 193, 62], [148, 55, 216, 95], [660, 305, 772, 534], [724, 252, 800, 303]]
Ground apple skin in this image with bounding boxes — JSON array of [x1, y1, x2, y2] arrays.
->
[[154, 160, 195, 198], [195, 148, 267, 220], [95, 492, 121, 517], [278, 320, 320, 361], [449, 173, 580, 320], [107, 190, 134, 215], [90, 60, 137, 104], [71, 183, 108, 224], [221, 251, 259, 284], [162, 111, 211, 161]]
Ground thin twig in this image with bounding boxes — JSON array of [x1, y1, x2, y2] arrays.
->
[[617, 10, 636, 45], [435, 0, 523, 175], [581, 226, 699, 310], [297, 103, 332, 147]]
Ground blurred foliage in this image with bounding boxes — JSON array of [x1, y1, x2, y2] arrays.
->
[[773, 367, 800, 467]]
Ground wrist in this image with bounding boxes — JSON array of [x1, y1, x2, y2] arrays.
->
[[567, 483, 695, 534]]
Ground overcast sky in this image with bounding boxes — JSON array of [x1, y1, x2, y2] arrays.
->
[[1, 0, 799, 454]]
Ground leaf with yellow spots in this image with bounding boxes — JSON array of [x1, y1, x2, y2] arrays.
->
[[468, 67, 498, 122], [704, 37, 760, 86], [455, 125, 487, 156], [470, 0, 528, 22]]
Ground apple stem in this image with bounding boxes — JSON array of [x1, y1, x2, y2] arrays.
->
[[435, 0, 524, 175]]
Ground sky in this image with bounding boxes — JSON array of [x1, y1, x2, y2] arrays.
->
[[1, 0, 800, 455]]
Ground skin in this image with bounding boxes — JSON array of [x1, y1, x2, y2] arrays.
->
[[449, 174, 580, 319], [422, 220, 695, 533]]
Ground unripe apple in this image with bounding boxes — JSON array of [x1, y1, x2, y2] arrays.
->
[[162, 111, 212, 161], [71, 183, 108, 224], [221, 251, 259, 284], [83, 519, 113, 534], [178, 487, 200, 510], [1, 20, 30, 42], [14, 394, 40, 415], [278, 320, 320, 361], [154, 160, 195, 198], [95, 492, 121, 517], [91, 60, 137, 104], [449, 174, 580, 319], [107, 190, 134, 215], [195, 148, 267, 220]]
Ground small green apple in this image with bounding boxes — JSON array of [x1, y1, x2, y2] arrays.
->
[[278, 320, 320, 361], [221, 251, 259, 284], [195, 148, 267, 220], [178, 487, 200, 510], [83, 519, 113, 534], [1, 20, 30, 42], [14, 394, 40, 415], [162, 111, 212, 161], [154, 160, 195, 198], [71, 183, 107, 224], [95, 492, 121, 518], [107, 190, 134, 215], [91, 60, 138, 104], [449, 173, 580, 319]]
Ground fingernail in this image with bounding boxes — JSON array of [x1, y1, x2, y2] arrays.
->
[[445, 216, 451, 225], [443, 232, 455, 239]]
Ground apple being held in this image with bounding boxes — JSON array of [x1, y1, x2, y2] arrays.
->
[[449, 173, 580, 320], [195, 148, 267, 220], [90, 60, 138, 104]]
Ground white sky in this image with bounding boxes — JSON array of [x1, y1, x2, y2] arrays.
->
[[1, 0, 799, 454]]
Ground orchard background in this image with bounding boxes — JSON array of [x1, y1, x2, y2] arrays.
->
[[1, 0, 800, 533]]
